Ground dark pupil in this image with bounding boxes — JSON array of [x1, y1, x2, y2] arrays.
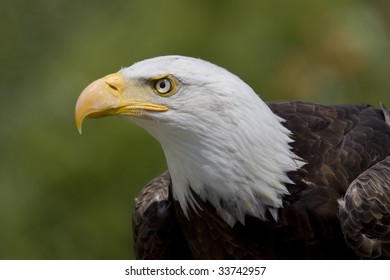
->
[[159, 81, 166, 89]]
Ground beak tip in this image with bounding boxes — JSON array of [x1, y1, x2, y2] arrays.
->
[[75, 114, 84, 135]]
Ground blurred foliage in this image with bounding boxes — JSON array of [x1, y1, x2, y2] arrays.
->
[[0, 0, 389, 259]]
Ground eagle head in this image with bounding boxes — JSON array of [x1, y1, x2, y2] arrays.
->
[[75, 55, 304, 226]]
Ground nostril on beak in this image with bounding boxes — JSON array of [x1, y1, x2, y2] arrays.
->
[[107, 83, 118, 92], [104, 73, 123, 95]]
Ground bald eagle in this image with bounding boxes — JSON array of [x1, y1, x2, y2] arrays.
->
[[75, 55, 390, 259]]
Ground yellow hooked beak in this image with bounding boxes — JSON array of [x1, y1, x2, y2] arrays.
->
[[75, 73, 168, 134]]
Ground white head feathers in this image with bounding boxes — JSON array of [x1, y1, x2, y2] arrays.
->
[[120, 56, 305, 226]]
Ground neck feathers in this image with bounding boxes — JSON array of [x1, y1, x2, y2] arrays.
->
[[141, 95, 304, 227]]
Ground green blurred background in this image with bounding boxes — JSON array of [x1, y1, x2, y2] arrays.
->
[[1, 0, 389, 259]]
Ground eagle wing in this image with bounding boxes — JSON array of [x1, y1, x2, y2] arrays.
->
[[132, 171, 191, 259], [338, 104, 390, 258], [339, 156, 390, 258]]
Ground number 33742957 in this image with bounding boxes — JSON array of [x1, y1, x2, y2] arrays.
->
[[218, 266, 266, 276]]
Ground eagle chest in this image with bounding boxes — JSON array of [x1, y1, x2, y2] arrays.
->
[[173, 195, 270, 259]]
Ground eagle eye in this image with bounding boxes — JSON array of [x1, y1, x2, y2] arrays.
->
[[153, 77, 176, 96]]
